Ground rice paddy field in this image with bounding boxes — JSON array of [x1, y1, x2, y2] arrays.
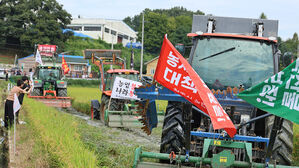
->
[[0, 83, 298, 166], [68, 86, 101, 115]]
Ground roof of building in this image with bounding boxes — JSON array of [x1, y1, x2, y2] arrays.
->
[[107, 69, 139, 74], [144, 56, 159, 65], [69, 18, 137, 38], [18, 54, 89, 65]]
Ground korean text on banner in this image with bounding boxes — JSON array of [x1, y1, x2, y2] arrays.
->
[[154, 35, 236, 137], [238, 58, 299, 124], [111, 77, 142, 100]]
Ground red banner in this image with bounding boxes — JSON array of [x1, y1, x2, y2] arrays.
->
[[154, 35, 236, 137], [62, 56, 70, 75], [38, 44, 56, 57]]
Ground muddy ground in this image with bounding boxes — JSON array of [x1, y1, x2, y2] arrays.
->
[[59, 107, 162, 152]]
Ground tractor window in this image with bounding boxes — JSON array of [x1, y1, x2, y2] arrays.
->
[[38, 69, 60, 81], [191, 37, 274, 90], [104, 73, 139, 91]]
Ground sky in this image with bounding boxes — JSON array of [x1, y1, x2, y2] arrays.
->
[[56, 0, 299, 40]]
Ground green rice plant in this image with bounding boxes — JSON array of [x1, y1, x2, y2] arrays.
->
[[68, 86, 101, 115], [66, 79, 101, 87], [23, 98, 98, 168], [293, 124, 299, 166]]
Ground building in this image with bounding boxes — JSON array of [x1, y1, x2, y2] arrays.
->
[[18, 54, 90, 78], [144, 57, 159, 77], [67, 18, 137, 46]]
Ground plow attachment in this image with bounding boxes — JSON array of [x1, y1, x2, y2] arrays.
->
[[28, 95, 71, 108], [133, 131, 298, 168], [103, 102, 164, 128]]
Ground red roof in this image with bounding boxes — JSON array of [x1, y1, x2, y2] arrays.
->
[[107, 69, 139, 74], [187, 33, 277, 43]]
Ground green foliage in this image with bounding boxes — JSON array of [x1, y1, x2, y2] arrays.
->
[[9, 75, 22, 83], [23, 98, 98, 167], [0, 0, 71, 52], [66, 78, 101, 87], [64, 36, 154, 73], [259, 12, 267, 19], [279, 33, 299, 57], [123, 7, 204, 54], [68, 86, 101, 115]]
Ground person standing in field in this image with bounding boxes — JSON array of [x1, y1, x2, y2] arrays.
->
[[4, 80, 31, 128], [16, 76, 31, 124]]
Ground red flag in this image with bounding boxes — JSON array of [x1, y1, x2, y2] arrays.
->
[[62, 55, 70, 75], [154, 35, 236, 137]]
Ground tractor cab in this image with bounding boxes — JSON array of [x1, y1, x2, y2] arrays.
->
[[104, 69, 139, 91], [189, 33, 278, 96]]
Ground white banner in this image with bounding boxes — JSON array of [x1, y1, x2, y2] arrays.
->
[[13, 93, 21, 114], [111, 77, 142, 100], [35, 49, 43, 65]]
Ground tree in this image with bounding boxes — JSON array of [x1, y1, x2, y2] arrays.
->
[[259, 12, 267, 19], [0, 0, 71, 54], [124, 7, 204, 54]]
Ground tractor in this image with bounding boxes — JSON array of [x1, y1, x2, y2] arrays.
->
[[84, 49, 156, 127], [133, 15, 296, 167], [29, 44, 71, 108]]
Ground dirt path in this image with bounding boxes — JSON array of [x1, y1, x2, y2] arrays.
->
[[59, 107, 161, 152]]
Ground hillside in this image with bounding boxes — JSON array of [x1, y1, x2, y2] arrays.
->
[[64, 37, 155, 73]]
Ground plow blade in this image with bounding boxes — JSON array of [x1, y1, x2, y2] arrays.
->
[[105, 110, 164, 127], [28, 95, 71, 108], [133, 147, 297, 168]]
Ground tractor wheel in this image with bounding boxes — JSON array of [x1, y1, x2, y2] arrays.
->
[[100, 95, 109, 123], [160, 101, 185, 155], [58, 89, 67, 97], [31, 88, 42, 96], [91, 100, 100, 119], [266, 116, 293, 165]]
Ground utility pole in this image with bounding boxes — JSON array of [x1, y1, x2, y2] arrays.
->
[[111, 35, 114, 69], [140, 12, 144, 79]]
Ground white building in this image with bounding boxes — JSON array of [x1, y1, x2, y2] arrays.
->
[[67, 18, 137, 46]]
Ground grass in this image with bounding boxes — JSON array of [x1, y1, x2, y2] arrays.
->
[[68, 86, 168, 115], [68, 86, 102, 115], [293, 123, 299, 166], [23, 98, 98, 167], [0, 56, 14, 64]]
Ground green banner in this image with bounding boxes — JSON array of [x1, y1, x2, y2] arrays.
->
[[238, 59, 299, 124]]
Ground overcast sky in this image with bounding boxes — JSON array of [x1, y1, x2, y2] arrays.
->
[[56, 0, 298, 40]]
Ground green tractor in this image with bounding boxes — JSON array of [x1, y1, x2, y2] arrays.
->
[[31, 66, 68, 97], [29, 44, 71, 108]]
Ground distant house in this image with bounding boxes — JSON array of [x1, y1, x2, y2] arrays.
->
[[67, 18, 137, 46], [18, 54, 91, 78], [144, 57, 159, 77]]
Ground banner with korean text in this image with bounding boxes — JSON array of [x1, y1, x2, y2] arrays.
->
[[111, 77, 142, 100], [154, 35, 236, 137], [238, 58, 299, 124]]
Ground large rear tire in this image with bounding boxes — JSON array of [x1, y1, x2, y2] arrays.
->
[[266, 116, 293, 165], [160, 101, 185, 154], [99, 95, 120, 126], [100, 95, 109, 123]]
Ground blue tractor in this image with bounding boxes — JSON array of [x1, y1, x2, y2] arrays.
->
[[134, 15, 295, 167]]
